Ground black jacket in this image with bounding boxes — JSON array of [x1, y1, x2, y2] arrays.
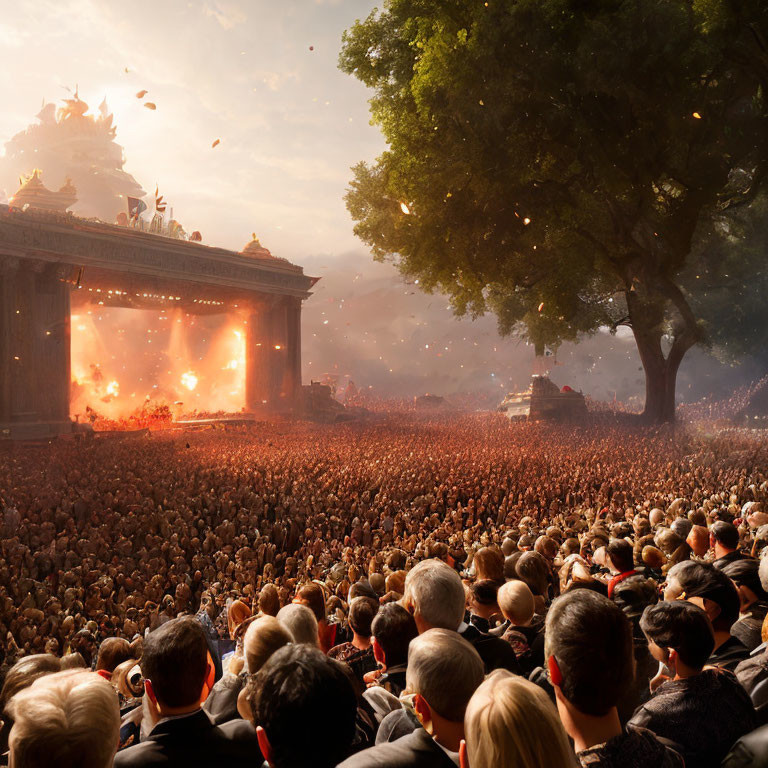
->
[[338, 727, 457, 768], [113, 709, 260, 768], [458, 623, 521, 675], [628, 669, 756, 768]]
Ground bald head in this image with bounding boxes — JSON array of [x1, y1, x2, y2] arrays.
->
[[686, 525, 709, 558]]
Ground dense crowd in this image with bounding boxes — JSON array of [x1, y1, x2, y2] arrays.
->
[[2, 414, 768, 767]]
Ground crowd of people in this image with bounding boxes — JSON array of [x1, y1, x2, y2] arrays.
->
[[2, 413, 768, 767]]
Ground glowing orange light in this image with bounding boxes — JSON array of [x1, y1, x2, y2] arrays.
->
[[693, 112, 702, 119], [106, 380, 119, 397], [274, 344, 282, 350], [181, 371, 198, 391]]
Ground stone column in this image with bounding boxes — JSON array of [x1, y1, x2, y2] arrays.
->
[[284, 297, 302, 406], [0, 259, 71, 424], [246, 297, 300, 413]]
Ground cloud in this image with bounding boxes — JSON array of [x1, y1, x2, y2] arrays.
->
[[203, 1, 247, 30]]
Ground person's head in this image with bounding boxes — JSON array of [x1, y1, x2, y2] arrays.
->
[[460, 671, 573, 768], [294, 583, 327, 623], [139, 616, 212, 714], [243, 616, 293, 674], [348, 596, 379, 640], [227, 599, 252, 640], [545, 590, 633, 726], [468, 580, 499, 617], [472, 547, 504, 583], [406, 629, 484, 741], [606, 539, 634, 574], [8, 670, 119, 768], [276, 603, 319, 646], [711, 521, 739, 554], [686, 525, 710, 557], [95, 638, 133, 675], [670, 561, 740, 633], [258, 584, 280, 617], [0, 655, 61, 722], [250, 645, 356, 768], [497, 581, 535, 627], [670, 517, 693, 540], [371, 602, 418, 669], [515, 552, 550, 598], [612, 575, 658, 637], [640, 601, 714, 676], [402, 559, 465, 633], [723, 558, 768, 612], [654, 528, 683, 556]]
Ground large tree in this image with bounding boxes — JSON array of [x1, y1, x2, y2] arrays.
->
[[340, 0, 768, 421]]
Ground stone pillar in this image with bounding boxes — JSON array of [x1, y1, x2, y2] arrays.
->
[[246, 297, 301, 413], [284, 297, 302, 406], [0, 258, 71, 425]]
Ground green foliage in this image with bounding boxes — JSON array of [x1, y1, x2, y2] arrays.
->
[[340, 0, 768, 366]]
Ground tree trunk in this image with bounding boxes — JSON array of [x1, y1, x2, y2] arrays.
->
[[627, 283, 696, 424]]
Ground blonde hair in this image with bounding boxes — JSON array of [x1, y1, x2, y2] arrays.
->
[[8, 670, 119, 768], [497, 581, 535, 625], [464, 671, 573, 768], [244, 616, 293, 673]]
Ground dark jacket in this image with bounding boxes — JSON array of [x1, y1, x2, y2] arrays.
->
[[577, 726, 684, 767], [722, 723, 768, 768], [458, 623, 521, 675], [710, 635, 751, 672], [339, 727, 457, 768], [732, 604, 768, 653], [203, 672, 246, 725], [113, 709, 260, 768], [736, 643, 768, 697], [628, 669, 756, 768]]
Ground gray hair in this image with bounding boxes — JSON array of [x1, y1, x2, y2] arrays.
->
[[406, 628, 484, 722], [276, 603, 319, 647], [8, 670, 119, 768], [403, 559, 466, 631]]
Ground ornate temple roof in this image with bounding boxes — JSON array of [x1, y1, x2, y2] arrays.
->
[[10, 169, 77, 213]]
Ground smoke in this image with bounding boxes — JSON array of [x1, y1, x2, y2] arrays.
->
[[300, 250, 765, 406]]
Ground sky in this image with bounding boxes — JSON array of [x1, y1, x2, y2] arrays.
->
[[0, 0, 384, 259], [0, 1, 758, 405]]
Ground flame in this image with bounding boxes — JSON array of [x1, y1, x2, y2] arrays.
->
[[181, 371, 199, 391], [106, 380, 119, 397]]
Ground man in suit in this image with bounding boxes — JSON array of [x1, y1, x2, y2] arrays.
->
[[114, 616, 260, 768], [338, 629, 484, 768], [248, 644, 358, 768], [401, 558, 519, 675]]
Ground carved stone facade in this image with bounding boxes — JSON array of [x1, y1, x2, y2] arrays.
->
[[0, 206, 316, 429]]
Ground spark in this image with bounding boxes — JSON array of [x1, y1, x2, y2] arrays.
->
[[106, 380, 119, 397], [692, 112, 702, 119], [400, 202, 411, 215], [538, 302, 544, 312]]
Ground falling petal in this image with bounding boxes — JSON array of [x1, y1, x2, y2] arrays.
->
[[211, 139, 221, 148], [136, 90, 148, 98], [144, 102, 157, 110], [400, 202, 411, 215], [538, 302, 544, 312]]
